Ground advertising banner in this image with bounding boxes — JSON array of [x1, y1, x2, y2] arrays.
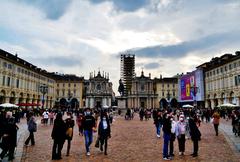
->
[[179, 69, 204, 102]]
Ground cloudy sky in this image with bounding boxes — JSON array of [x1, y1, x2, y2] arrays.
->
[[0, 0, 239, 93]]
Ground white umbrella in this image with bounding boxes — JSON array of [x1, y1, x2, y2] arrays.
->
[[102, 105, 109, 109], [182, 104, 194, 108], [220, 103, 236, 107], [0, 103, 19, 108]]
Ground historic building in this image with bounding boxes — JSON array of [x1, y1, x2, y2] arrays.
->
[[197, 52, 240, 108], [127, 71, 158, 109], [0, 49, 55, 108], [85, 71, 113, 109], [154, 75, 179, 109], [53, 74, 84, 109]]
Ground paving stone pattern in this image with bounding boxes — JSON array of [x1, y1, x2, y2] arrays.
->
[[17, 116, 240, 162]]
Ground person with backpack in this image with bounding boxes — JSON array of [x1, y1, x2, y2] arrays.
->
[[25, 112, 37, 146]]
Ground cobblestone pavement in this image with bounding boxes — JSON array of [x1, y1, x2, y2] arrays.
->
[[19, 115, 240, 162]]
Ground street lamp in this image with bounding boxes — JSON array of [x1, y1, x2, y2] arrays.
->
[[39, 84, 48, 109]]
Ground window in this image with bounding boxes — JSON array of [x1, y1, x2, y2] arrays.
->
[[173, 91, 175, 96], [74, 84, 76, 87], [16, 79, 19, 88], [162, 92, 164, 96], [17, 67, 21, 73], [220, 67, 223, 73], [68, 83, 71, 87], [2, 76, 5, 86], [210, 72, 212, 76], [225, 66, 227, 71], [206, 72, 209, 77], [62, 90, 65, 96], [216, 69, 219, 74], [229, 64, 232, 70], [167, 84, 169, 88], [141, 84, 144, 91], [8, 64, 12, 69], [234, 62, 237, 68], [235, 76, 238, 86], [162, 84, 164, 88], [63, 83, 65, 87], [173, 84, 175, 88], [3, 62, 7, 67], [213, 70, 215, 75], [57, 83, 59, 87], [57, 90, 59, 96], [68, 90, 71, 96], [7, 77, 11, 86], [74, 90, 76, 96]]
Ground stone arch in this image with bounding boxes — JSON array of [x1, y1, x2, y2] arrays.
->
[[170, 98, 178, 108], [230, 91, 235, 104], [9, 91, 16, 104], [159, 98, 168, 109], [70, 98, 79, 109], [18, 92, 24, 104], [0, 90, 6, 104], [60, 98, 67, 108]]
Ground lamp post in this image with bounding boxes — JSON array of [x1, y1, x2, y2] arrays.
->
[[39, 84, 48, 109]]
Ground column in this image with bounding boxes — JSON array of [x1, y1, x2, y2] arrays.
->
[[108, 97, 111, 107], [5, 97, 10, 103], [86, 98, 89, 108]]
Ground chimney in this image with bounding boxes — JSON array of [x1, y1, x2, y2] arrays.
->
[[149, 73, 151, 79]]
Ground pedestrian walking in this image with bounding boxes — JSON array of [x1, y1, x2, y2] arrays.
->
[[154, 111, 163, 138], [76, 112, 84, 136], [49, 111, 54, 125], [189, 112, 201, 157], [176, 114, 186, 156], [65, 112, 75, 156], [169, 116, 177, 158], [162, 113, 172, 160], [42, 110, 49, 125], [51, 112, 66, 160], [212, 111, 220, 136], [82, 108, 96, 156], [98, 111, 111, 155], [0, 112, 18, 161], [25, 112, 37, 146]]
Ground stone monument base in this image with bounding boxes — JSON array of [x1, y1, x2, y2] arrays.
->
[[116, 96, 127, 109]]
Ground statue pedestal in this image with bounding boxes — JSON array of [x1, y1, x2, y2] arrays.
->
[[116, 96, 127, 109]]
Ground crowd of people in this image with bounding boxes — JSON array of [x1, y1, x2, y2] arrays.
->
[[1, 106, 240, 161]]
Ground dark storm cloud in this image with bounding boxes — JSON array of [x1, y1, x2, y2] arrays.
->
[[132, 31, 240, 58], [144, 62, 161, 69], [89, 0, 148, 12], [17, 0, 72, 20]]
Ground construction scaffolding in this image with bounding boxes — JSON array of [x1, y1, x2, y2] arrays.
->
[[120, 53, 135, 96]]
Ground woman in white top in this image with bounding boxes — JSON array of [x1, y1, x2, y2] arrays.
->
[[176, 114, 187, 155]]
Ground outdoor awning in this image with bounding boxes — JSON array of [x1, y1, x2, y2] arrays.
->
[[17, 103, 41, 106]]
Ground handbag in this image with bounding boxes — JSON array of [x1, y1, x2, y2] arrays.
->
[[66, 128, 73, 137], [95, 137, 100, 148]]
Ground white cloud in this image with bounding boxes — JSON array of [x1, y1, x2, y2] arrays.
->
[[0, 0, 239, 93]]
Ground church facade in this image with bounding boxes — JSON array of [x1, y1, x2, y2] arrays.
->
[[127, 71, 158, 109], [85, 71, 113, 109]]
